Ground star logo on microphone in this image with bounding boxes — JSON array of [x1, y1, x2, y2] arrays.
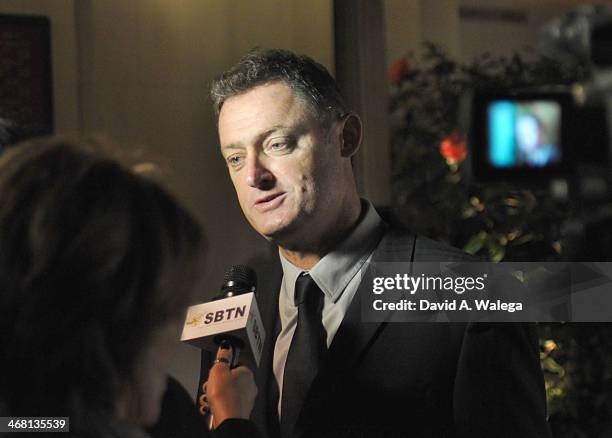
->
[[186, 313, 204, 327]]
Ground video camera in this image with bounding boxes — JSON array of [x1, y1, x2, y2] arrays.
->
[[465, 5, 612, 200]]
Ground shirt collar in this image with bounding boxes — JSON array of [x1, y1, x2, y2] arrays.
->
[[279, 200, 384, 304]]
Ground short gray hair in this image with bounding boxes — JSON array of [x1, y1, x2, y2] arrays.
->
[[211, 48, 347, 123]]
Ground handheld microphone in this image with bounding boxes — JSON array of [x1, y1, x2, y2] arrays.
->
[[181, 265, 265, 368]]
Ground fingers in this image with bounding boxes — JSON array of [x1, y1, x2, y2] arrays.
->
[[203, 352, 257, 425], [199, 392, 207, 405], [199, 399, 210, 416], [213, 340, 232, 367], [209, 342, 232, 386], [199, 385, 209, 416], [201, 342, 233, 418]]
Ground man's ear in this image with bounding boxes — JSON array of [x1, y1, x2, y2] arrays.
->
[[338, 113, 362, 158]]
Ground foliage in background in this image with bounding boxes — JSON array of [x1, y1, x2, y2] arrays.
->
[[389, 43, 583, 262], [389, 43, 612, 437]]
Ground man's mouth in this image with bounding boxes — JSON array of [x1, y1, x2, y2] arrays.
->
[[254, 192, 287, 211]]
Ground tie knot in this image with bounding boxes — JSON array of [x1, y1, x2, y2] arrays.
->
[[294, 273, 322, 307]]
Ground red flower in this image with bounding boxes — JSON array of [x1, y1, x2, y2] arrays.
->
[[389, 59, 409, 85], [440, 131, 467, 164]]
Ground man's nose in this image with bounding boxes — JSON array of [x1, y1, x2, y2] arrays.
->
[[245, 154, 274, 189]]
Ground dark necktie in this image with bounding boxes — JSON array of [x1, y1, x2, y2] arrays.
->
[[280, 273, 326, 438]]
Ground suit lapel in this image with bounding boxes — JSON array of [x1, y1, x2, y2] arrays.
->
[[326, 230, 416, 367]]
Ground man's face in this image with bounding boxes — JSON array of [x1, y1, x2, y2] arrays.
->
[[218, 81, 347, 245]]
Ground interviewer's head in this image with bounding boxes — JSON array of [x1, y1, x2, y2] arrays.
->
[[0, 138, 204, 429]]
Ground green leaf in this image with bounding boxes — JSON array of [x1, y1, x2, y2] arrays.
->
[[463, 231, 487, 255]]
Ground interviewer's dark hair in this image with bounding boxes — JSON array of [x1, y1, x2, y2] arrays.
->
[[210, 48, 347, 122], [0, 138, 204, 420]]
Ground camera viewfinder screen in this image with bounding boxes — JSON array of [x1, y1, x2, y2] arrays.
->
[[487, 100, 562, 169]]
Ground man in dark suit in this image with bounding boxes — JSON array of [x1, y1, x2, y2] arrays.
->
[[209, 48, 551, 438]]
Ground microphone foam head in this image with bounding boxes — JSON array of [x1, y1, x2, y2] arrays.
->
[[221, 265, 257, 296]]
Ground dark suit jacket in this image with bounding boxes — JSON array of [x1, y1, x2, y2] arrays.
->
[[250, 229, 551, 438]]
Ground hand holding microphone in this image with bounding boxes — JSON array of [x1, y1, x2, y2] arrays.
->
[[181, 265, 264, 428], [181, 265, 265, 367], [199, 342, 257, 428]]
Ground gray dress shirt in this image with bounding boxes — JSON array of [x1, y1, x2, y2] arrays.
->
[[273, 201, 385, 415]]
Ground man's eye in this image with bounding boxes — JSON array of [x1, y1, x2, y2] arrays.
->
[[265, 139, 293, 155], [227, 155, 244, 167]]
